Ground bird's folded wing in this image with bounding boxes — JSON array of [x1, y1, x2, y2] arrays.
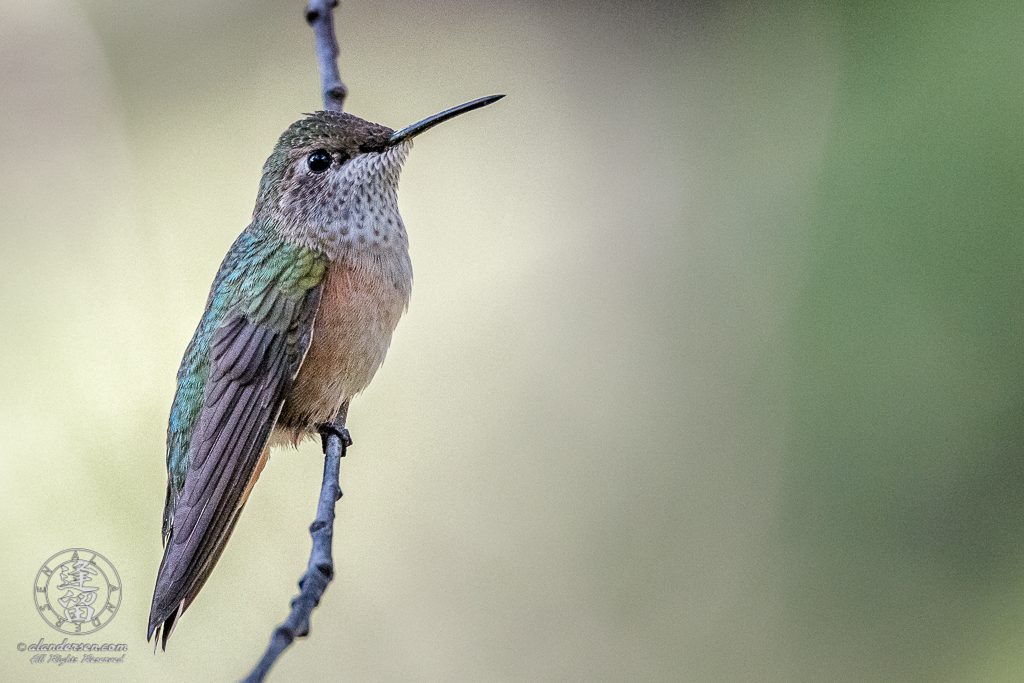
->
[[148, 284, 321, 648]]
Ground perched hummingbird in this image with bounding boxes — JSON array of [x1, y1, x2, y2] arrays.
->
[[148, 95, 503, 649]]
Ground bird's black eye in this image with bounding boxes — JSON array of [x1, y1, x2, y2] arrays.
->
[[308, 149, 332, 173]]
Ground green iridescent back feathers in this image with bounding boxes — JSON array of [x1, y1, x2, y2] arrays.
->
[[164, 222, 327, 540]]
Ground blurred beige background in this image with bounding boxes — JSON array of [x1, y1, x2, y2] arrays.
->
[[2, 0, 1024, 681]]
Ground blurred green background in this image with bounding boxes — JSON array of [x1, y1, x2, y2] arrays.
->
[[2, 0, 1024, 681]]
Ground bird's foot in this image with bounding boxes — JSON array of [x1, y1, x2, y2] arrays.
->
[[318, 424, 352, 454]]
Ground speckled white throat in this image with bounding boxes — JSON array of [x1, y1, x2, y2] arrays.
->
[[276, 142, 412, 260]]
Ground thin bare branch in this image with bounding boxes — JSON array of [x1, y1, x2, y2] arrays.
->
[[304, 0, 346, 112], [241, 403, 350, 683], [240, 4, 350, 680]]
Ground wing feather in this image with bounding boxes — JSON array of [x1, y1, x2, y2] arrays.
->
[[148, 284, 321, 648]]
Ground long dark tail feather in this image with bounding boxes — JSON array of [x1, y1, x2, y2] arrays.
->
[[148, 503, 247, 649]]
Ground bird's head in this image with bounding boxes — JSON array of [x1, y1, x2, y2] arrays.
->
[[254, 95, 503, 255]]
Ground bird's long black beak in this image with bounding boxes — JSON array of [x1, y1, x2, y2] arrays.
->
[[388, 94, 505, 146]]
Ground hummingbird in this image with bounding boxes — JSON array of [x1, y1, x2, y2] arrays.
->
[[148, 94, 504, 650]]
